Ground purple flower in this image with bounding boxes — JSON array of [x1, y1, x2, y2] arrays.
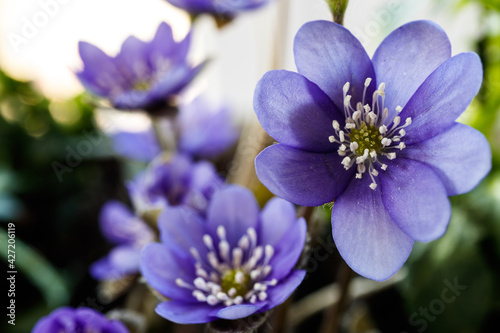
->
[[111, 97, 239, 162], [32, 307, 128, 333], [90, 201, 155, 280], [166, 0, 270, 17], [254, 20, 491, 281], [128, 153, 223, 216], [77, 22, 203, 111], [140, 185, 306, 324]]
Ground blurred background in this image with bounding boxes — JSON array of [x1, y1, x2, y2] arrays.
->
[[1, 0, 499, 332]]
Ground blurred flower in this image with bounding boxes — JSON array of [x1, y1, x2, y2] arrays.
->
[[140, 185, 306, 324], [77, 22, 203, 112], [90, 201, 155, 280], [128, 153, 223, 216], [166, 0, 270, 18], [32, 307, 128, 332], [254, 20, 491, 280], [111, 97, 239, 162]]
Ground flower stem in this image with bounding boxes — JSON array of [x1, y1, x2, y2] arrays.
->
[[151, 114, 177, 153], [318, 260, 353, 333], [325, 0, 349, 25]]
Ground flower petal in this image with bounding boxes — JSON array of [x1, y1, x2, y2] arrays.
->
[[90, 245, 140, 280], [158, 206, 207, 257], [255, 144, 354, 206], [206, 185, 260, 247], [372, 20, 451, 113], [258, 197, 297, 247], [262, 270, 306, 312], [294, 20, 375, 110], [401, 123, 491, 196], [254, 70, 342, 153], [380, 158, 451, 242], [268, 217, 306, 281], [331, 176, 414, 281], [111, 128, 161, 162], [401, 52, 483, 144], [156, 300, 220, 324], [77, 41, 123, 95], [99, 201, 153, 245], [140, 243, 196, 301], [216, 303, 267, 320], [116, 36, 151, 81]]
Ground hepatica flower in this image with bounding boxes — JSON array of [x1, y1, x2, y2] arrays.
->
[[77, 22, 203, 111], [254, 20, 491, 281], [166, 0, 270, 17], [32, 307, 128, 333], [128, 153, 223, 216], [90, 201, 155, 280], [140, 185, 306, 324]]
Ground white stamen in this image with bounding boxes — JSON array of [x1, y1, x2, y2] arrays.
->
[[228, 288, 237, 297], [194, 277, 207, 290], [250, 295, 257, 304], [381, 164, 387, 170], [393, 116, 400, 127], [232, 248, 243, 268], [219, 240, 230, 262], [341, 156, 351, 168], [343, 82, 350, 95], [339, 131, 345, 142], [350, 142, 359, 152], [235, 271, 245, 284], [344, 95, 352, 107], [405, 117, 412, 126], [356, 173, 362, 179], [238, 235, 249, 250], [395, 105, 403, 113], [345, 123, 356, 129], [217, 292, 229, 301], [364, 78, 372, 87], [217, 226, 226, 240], [352, 110, 361, 121], [329, 135, 336, 143], [381, 138, 392, 146], [193, 290, 206, 302], [234, 296, 244, 305], [369, 183, 377, 190], [258, 292, 268, 301], [332, 120, 340, 131], [207, 295, 218, 305], [399, 129, 406, 137], [339, 144, 346, 152], [371, 169, 379, 176], [387, 152, 396, 160], [203, 235, 213, 250], [379, 125, 387, 134]]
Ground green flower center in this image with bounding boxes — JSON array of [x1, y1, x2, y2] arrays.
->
[[221, 269, 249, 297], [133, 80, 151, 91], [349, 122, 383, 155]]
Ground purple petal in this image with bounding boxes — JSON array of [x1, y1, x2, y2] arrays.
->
[[90, 246, 141, 280], [268, 217, 306, 281], [149, 22, 177, 64], [156, 300, 220, 324], [140, 243, 196, 301], [182, 161, 223, 213], [116, 36, 151, 82], [294, 20, 375, 110], [111, 128, 161, 162], [258, 197, 297, 246], [77, 41, 123, 96], [206, 185, 259, 247], [380, 158, 451, 242], [255, 144, 355, 206], [372, 20, 451, 113], [254, 70, 342, 153], [216, 303, 267, 320], [158, 206, 207, 257], [262, 270, 306, 312], [99, 201, 153, 245], [401, 52, 483, 145], [401, 123, 491, 196], [331, 176, 414, 281], [178, 97, 238, 158]]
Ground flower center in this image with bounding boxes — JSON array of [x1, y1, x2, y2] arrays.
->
[[221, 269, 249, 297], [328, 78, 412, 190], [133, 80, 151, 91], [175, 226, 277, 307]]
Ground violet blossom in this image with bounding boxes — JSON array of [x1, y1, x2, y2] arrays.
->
[[127, 153, 223, 217], [90, 201, 155, 280], [77, 22, 203, 112], [32, 307, 128, 333], [254, 20, 491, 281], [140, 185, 306, 324]]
